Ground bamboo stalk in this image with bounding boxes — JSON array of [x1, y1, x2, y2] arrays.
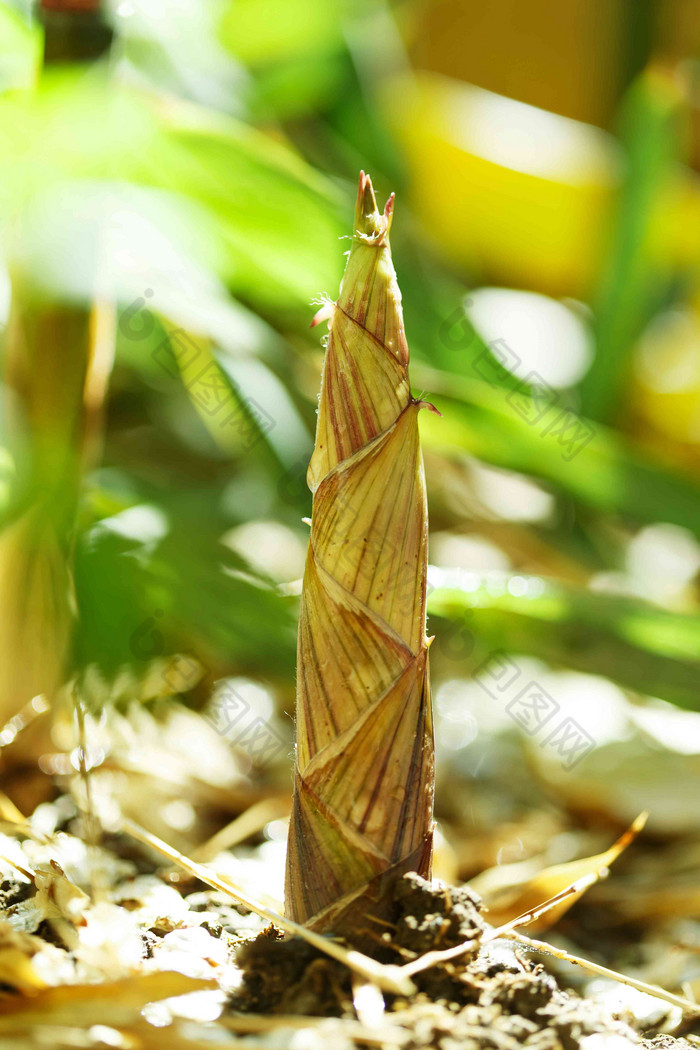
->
[[39, 0, 113, 65], [0, 279, 114, 726], [285, 172, 435, 934], [0, 0, 115, 730]]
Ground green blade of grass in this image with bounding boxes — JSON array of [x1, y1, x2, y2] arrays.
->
[[580, 66, 689, 421]]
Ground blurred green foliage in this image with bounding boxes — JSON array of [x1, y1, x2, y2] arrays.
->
[[0, 0, 698, 721]]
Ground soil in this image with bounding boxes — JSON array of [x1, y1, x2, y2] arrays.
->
[[232, 873, 697, 1049], [1, 728, 698, 1050], [1, 818, 698, 1049]]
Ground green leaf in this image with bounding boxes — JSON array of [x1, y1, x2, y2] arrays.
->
[[0, 67, 345, 309], [417, 365, 700, 538], [0, 4, 41, 92], [73, 503, 297, 686], [219, 0, 345, 66], [428, 572, 700, 711]]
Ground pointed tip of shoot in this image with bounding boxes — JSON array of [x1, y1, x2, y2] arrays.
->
[[354, 171, 394, 243]]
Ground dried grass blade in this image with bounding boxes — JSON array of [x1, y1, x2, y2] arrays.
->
[[121, 818, 416, 997]]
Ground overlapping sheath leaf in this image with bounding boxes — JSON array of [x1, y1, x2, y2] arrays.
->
[[285, 173, 435, 933]]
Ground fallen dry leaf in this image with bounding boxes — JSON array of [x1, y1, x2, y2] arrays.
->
[[472, 812, 647, 929], [0, 972, 217, 1034]]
